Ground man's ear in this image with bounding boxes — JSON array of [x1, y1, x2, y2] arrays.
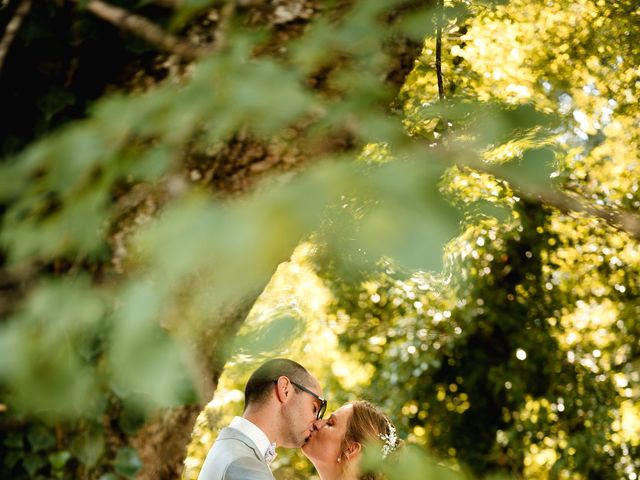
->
[[345, 441, 362, 461], [274, 376, 291, 404]]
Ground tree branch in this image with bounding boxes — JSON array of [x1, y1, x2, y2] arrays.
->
[[0, 0, 32, 73], [435, 0, 444, 101], [83, 0, 212, 60], [427, 1, 640, 239], [148, 0, 182, 7], [456, 155, 640, 240], [517, 183, 640, 240]]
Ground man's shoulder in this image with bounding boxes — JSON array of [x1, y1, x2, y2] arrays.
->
[[224, 455, 274, 480], [198, 428, 273, 480], [214, 427, 261, 455]]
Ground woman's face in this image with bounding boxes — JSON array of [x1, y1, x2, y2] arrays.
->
[[302, 404, 354, 465]]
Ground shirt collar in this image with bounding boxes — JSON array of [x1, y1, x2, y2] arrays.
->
[[229, 416, 275, 460]]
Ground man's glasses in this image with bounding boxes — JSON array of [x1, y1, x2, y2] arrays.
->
[[275, 379, 327, 420]]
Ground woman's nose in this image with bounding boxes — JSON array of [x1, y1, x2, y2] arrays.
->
[[312, 418, 327, 430]]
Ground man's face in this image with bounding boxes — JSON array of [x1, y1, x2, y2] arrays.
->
[[281, 378, 324, 448]]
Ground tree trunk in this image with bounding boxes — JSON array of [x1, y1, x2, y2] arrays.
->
[[118, 1, 432, 476], [130, 292, 259, 480]]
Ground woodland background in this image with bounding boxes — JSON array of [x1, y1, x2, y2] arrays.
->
[[0, 0, 639, 479]]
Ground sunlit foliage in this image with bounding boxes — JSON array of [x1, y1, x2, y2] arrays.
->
[[1, 0, 639, 478], [326, 0, 640, 478], [184, 243, 372, 480]]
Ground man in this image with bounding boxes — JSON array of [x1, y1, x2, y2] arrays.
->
[[198, 358, 326, 480]]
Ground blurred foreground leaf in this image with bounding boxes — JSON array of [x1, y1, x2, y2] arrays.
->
[[113, 447, 142, 478], [232, 315, 304, 356], [363, 444, 467, 480]]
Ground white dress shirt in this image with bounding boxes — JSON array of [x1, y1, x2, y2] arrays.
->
[[229, 416, 276, 463]]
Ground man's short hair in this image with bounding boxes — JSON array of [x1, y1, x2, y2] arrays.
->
[[244, 358, 313, 408]]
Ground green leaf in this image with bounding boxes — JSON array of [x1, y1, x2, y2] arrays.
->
[[0, 320, 99, 416], [222, 56, 313, 136], [368, 445, 464, 480], [2, 185, 109, 263], [353, 157, 459, 272], [109, 287, 194, 409], [3, 451, 23, 469], [0, 279, 105, 416], [476, 104, 558, 148], [170, 0, 217, 30], [22, 453, 47, 476], [98, 473, 118, 480], [126, 145, 175, 181], [25, 279, 105, 331], [493, 147, 557, 188], [27, 425, 55, 451], [3, 431, 23, 448], [48, 451, 71, 470], [392, 6, 438, 41], [466, 199, 511, 223], [118, 402, 147, 435], [417, 101, 558, 149], [45, 124, 110, 191], [233, 315, 305, 356], [70, 427, 104, 468], [0, 158, 31, 201], [113, 447, 142, 478], [36, 87, 75, 124]]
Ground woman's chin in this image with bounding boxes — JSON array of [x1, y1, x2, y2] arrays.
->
[[301, 438, 316, 458], [301, 440, 311, 454]]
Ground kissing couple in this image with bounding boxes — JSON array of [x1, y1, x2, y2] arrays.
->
[[198, 358, 402, 480]]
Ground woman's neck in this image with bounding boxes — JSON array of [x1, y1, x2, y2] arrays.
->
[[315, 463, 339, 480], [315, 462, 358, 480]]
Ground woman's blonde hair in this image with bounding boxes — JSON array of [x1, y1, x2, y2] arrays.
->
[[340, 400, 402, 480]]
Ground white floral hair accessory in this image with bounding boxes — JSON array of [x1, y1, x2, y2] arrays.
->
[[379, 419, 398, 458]]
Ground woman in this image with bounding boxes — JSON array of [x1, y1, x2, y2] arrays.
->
[[302, 400, 402, 480]]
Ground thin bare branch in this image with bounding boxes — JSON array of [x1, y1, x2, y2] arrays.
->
[[0, 0, 32, 72], [148, 0, 182, 7], [84, 0, 206, 60], [435, 0, 444, 101]]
